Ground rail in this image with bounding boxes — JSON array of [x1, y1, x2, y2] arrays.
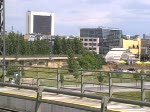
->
[[0, 65, 150, 111]]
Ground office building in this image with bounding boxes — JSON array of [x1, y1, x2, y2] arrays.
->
[[80, 37, 99, 54], [80, 27, 122, 55], [26, 11, 54, 35]]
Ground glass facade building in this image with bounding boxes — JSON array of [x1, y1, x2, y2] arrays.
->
[[80, 27, 122, 55]]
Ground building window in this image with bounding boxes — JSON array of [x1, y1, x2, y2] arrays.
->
[[84, 43, 88, 46], [93, 39, 97, 41], [89, 48, 92, 50], [89, 39, 92, 41], [93, 48, 96, 50], [80, 39, 83, 41], [84, 39, 88, 41], [93, 43, 97, 46]]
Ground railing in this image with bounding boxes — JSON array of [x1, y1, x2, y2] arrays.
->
[[0, 54, 81, 58], [0, 65, 150, 112]]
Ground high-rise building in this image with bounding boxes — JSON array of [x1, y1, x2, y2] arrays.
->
[[143, 34, 150, 39], [80, 27, 122, 55], [26, 11, 54, 35]]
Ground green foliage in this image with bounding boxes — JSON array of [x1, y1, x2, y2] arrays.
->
[[78, 50, 106, 70], [60, 74, 64, 84], [2, 33, 87, 56], [96, 72, 104, 83], [67, 49, 81, 79], [4, 32, 51, 56], [53, 37, 62, 54], [67, 49, 81, 71], [6, 62, 25, 76]]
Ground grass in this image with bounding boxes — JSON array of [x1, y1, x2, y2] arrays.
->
[[95, 91, 150, 102], [113, 91, 150, 102], [2, 67, 150, 102], [2, 67, 150, 94]]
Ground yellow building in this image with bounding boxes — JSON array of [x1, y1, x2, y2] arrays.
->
[[122, 37, 141, 58]]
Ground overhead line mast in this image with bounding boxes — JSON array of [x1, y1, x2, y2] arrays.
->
[[0, 0, 6, 82]]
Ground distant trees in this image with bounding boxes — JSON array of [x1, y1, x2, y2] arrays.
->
[[2, 32, 50, 56], [53, 37, 83, 55], [0, 32, 84, 56], [0, 32, 106, 70], [77, 50, 106, 70]]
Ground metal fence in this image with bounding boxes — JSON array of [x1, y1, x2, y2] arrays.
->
[[0, 65, 150, 111]]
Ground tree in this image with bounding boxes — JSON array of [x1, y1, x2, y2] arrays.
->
[[96, 72, 104, 90], [6, 62, 25, 76], [53, 37, 62, 54], [67, 49, 81, 80], [133, 70, 143, 86], [60, 74, 64, 87], [78, 50, 106, 70], [61, 38, 67, 54]]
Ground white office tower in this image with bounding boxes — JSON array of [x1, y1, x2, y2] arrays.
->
[[26, 11, 54, 35]]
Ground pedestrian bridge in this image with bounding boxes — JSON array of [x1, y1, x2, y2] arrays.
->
[[0, 55, 77, 68]]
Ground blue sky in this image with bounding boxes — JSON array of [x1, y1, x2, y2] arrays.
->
[[5, 0, 150, 36]]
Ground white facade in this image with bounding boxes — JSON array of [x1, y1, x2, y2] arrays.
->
[[105, 48, 138, 64], [26, 11, 54, 35], [80, 37, 99, 54]]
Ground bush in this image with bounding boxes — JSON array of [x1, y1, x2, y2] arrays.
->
[[6, 62, 25, 77]]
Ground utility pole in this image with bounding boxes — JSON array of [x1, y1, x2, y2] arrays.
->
[[0, 0, 6, 83]]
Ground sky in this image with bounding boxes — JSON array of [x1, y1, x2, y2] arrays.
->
[[5, 0, 150, 37]]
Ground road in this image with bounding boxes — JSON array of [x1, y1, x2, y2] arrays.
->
[[62, 82, 150, 93]]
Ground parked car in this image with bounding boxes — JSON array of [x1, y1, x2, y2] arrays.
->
[[112, 68, 123, 72], [127, 68, 136, 73]]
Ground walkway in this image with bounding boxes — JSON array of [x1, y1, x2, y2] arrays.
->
[[0, 87, 149, 112]]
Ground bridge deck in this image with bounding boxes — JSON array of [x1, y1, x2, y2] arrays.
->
[[0, 87, 149, 112]]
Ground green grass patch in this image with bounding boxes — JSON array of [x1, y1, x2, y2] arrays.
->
[[113, 91, 150, 102]]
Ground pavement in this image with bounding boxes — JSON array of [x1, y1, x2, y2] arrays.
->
[[0, 87, 150, 112], [62, 82, 150, 93]]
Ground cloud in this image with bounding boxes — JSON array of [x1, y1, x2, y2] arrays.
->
[[4, 0, 150, 35]]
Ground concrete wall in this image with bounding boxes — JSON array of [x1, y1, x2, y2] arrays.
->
[[0, 95, 91, 112]]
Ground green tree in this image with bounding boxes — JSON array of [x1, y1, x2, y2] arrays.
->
[[6, 32, 17, 55], [6, 62, 25, 76], [60, 74, 64, 87], [61, 38, 67, 54], [73, 38, 84, 54], [67, 49, 81, 80], [96, 72, 104, 90], [133, 71, 142, 86], [78, 50, 106, 70], [53, 37, 62, 54]]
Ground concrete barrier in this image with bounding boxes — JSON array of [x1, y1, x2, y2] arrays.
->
[[0, 95, 93, 112]]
